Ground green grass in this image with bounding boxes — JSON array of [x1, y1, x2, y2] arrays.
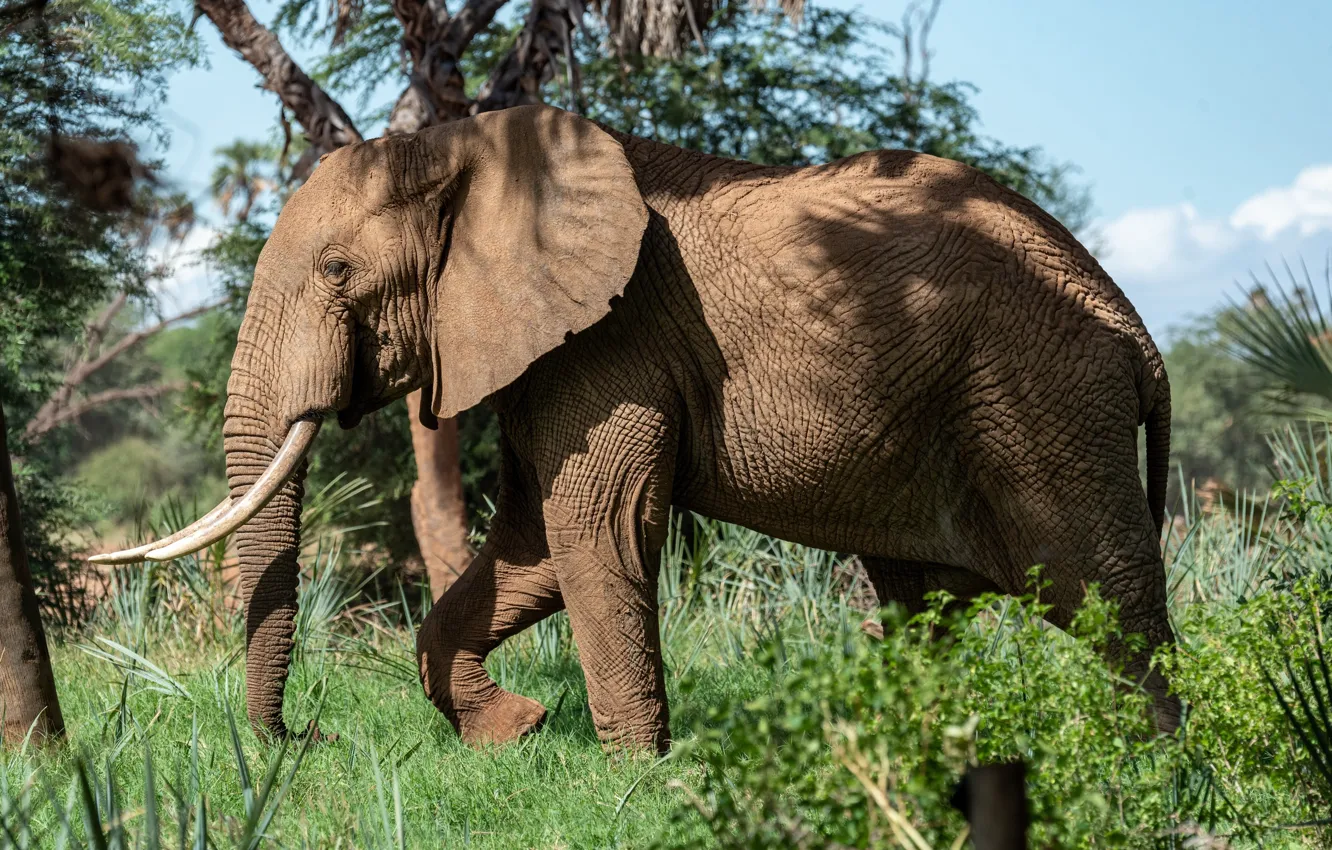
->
[[3, 497, 1330, 848], [27, 625, 762, 848]]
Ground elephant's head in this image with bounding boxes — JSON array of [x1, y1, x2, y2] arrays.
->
[[92, 105, 648, 736]]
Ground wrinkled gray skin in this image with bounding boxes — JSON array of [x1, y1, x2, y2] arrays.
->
[[225, 104, 1176, 749]]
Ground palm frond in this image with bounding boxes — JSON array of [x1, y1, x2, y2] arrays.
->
[[1220, 255, 1332, 416]]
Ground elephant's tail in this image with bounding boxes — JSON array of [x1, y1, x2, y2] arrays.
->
[[1145, 371, 1172, 538]]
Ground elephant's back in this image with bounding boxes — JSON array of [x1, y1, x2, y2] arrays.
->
[[658, 146, 1163, 557], [714, 147, 1161, 404]]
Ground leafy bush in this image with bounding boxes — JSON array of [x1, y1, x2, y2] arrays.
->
[[663, 563, 1327, 849], [664, 586, 1186, 849]]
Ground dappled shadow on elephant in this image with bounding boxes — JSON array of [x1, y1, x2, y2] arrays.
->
[[663, 147, 1177, 728]]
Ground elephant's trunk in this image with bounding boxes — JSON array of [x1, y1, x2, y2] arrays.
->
[[223, 351, 309, 738], [227, 443, 306, 738]]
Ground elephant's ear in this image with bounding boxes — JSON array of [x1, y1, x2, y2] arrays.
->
[[423, 105, 648, 420]]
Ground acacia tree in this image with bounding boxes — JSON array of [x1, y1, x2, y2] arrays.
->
[[189, 0, 798, 598]]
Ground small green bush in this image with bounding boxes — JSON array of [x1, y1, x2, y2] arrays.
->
[[665, 582, 1319, 849]]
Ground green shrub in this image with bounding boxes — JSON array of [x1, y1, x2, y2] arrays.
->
[[664, 581, 1318, 849]]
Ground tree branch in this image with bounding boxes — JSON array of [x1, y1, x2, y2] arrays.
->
[[28, 383, 187, 438], [473, 0, 580, 114], [193, 0, 363, 153], [24, 299, 225, 442], [387, 0, 510, 132], [27, 292, 129, 443], [81, 292, 130, 364], [80, 299, 225, 386]]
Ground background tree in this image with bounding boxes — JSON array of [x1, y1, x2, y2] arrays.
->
[[0, 400, 64, 744], [210, 140, 277, 224], [1161, 310, 1272, 501]]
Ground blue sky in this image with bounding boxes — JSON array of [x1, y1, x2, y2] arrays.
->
[[155, 0, 1332, 340]]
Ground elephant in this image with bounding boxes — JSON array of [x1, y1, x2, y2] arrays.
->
[[95, 103, 1177, 752]]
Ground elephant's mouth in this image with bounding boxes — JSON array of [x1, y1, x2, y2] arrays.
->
[[336, 326, 379, 430], [337, 403, 365, 430], [335, 355, 397, 431]]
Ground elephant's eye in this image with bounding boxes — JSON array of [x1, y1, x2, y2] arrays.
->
[[323, 260, 350, 281]]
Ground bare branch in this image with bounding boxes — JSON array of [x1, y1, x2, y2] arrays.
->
[[31, 293, 129, 439], [27, 383, 188, 439], [387, 0, 510, 132], [900, 0, 941, 92], [193, 0, 363, 153], [81, 299, 225, 385], [82, 292, 130, 363], [24, 299, 226, 442]]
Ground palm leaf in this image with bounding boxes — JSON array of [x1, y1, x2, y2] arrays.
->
[[1261, 592, 1332, 818], [1221, 256, 1332, 416]]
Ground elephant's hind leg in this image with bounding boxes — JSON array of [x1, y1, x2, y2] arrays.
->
[[860, 557, 999, 639], [417, 451, 564, 746], [1038, 519, 1180, 733], [998, 445, 1180, 733]]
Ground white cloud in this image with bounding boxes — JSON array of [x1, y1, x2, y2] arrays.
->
[[1100, 203, 1237, 278], [1097, 166, 1332, 337], [1230, 165, 1332, 240]]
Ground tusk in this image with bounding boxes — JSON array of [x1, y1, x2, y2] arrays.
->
[[145, 419, 322, 562], [88, 498, 235, 565]]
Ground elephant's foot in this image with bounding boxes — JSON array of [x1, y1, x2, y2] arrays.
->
[[1121, 655, 1180, 735], [592, 710, 671, 756], [860, 616, 885, 640], [455, 690, 547, 747]]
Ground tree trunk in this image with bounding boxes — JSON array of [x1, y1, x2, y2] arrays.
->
[[406, 392, 471, 600], [0, 401, 65, 745]]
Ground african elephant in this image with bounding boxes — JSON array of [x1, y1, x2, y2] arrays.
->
[[95, 104, 1177, 751]]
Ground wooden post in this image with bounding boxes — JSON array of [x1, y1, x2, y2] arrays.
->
[[951, 760, 1028, 850]]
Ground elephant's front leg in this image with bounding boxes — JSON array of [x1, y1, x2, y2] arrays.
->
[[417, 522, 564, 746], [542, 433, 677, 753], [549, 523, 670, 753]]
